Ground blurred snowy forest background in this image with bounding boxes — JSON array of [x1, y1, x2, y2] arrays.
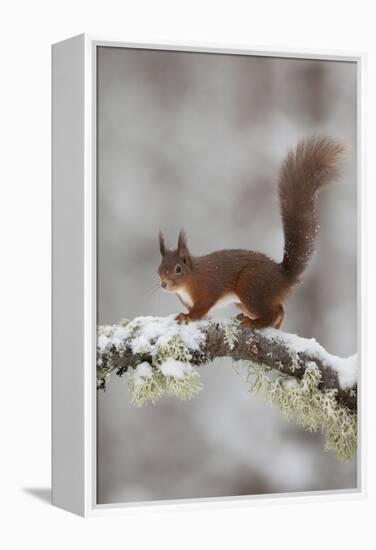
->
[[97, 47, 357, 504]]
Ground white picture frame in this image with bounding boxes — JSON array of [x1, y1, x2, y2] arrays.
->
[[52, 34, 366, 517]]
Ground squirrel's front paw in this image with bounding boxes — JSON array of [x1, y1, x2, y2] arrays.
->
[[236, 313, 255, 329], [175, 312, 191, 324]]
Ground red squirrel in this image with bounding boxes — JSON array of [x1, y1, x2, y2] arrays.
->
[[158, 136, 344, 328]]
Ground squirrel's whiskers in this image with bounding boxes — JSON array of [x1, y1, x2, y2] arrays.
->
[[143, 282, 162, 297]]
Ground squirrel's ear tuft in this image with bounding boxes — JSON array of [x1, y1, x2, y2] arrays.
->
[[177, 229, 190, 264], [177, 229, 188, 251], [159, 231, 166, 256]]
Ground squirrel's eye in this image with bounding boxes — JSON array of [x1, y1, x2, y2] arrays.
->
[[175, 265, 182, 274]]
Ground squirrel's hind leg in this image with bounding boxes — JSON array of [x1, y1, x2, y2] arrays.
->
[[236, 304, 284, 329], [236, 264, 287, 329], [235, 303, 284, 330], [273, 305, 284, 328]]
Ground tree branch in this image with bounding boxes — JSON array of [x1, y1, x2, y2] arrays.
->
[[97, 316, 357, 412]]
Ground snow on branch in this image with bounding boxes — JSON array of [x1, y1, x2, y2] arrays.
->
[[97, 315, 358, 460]]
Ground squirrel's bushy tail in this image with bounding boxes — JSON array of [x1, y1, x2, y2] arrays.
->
[[279, 136, 345, 282]]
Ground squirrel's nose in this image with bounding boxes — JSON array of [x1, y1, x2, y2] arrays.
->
[[161, 281, 167, 289]]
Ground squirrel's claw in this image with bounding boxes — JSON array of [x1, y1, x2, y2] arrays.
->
[[175, 312, 191, 324], [236, 313, 255, 329], [236, 313, 246, 322]]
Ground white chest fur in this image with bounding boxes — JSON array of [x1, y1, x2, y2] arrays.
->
[[175, 288, 238, 311], [175, 288, 193, 308]]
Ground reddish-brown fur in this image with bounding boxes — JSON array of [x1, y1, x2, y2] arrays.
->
[[158, 136, 344, 328]]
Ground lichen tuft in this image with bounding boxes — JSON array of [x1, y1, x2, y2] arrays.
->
[[154, 335, 193, 365], [127, 362, 202, 406], [246, 361, 357, 460], [224, 319, 239, 351], [162, 367, 203, 400], [127, 367, 165, 406]]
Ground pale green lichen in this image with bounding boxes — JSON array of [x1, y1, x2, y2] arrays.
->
[[224, 319, 239, 351], [153, 336, 202, 400], [126, 335, 202, 406], [127, 363, 202, 406], [162, 368, 203, 400], [127, 368, 165, 407], [97, 363, 112, 390], [153, 335, 193, 365], [289, 356, 300, 373], [246, 362, 357, 461]]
